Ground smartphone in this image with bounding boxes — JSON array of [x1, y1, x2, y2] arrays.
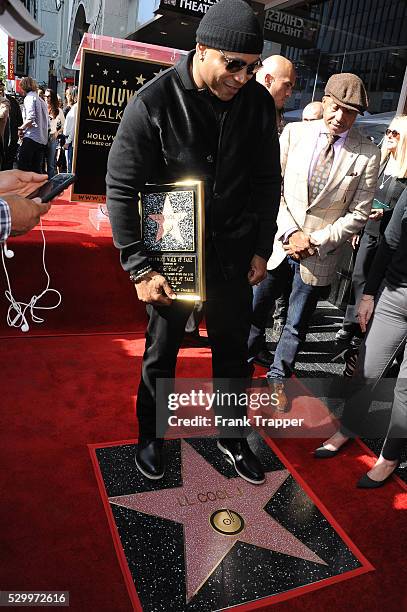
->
[[28, 173, 76, 203], [372, 198, 391, 210]]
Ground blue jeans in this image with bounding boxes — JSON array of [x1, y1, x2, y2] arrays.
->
[[46, 138, 57, 178], [66, 144, 73, 172], [248, 257, 327, 381]]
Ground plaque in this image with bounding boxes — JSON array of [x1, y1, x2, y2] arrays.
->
[[140, 180, 205, 301], [72, 48, 174, 203]]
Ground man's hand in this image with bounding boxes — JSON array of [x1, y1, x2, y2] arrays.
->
[[64, 143, 69, 150], [248, 255, 267, 286], [6, 195, 51, 236], [0, 170, 48, 197], [357, 295, 375, 333], [283, 230, 315, 259], [135, 271, 176, 305], [369, 209, 384, 221]]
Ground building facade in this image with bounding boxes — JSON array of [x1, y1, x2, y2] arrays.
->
[[11, 0, 407, 115], [264, 0, 407, 114]]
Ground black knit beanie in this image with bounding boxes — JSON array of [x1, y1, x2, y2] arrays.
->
[[196, 0, 263, 55]]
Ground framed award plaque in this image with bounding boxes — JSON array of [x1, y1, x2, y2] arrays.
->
[[140, 180, 205, 301]]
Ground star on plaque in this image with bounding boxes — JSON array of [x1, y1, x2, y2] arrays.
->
[[136, 74, 146, 85], [148, 194, 187, 243], [109, 441, 327, 602]]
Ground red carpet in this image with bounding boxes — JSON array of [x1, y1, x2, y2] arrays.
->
[[0, 194, 146, 336], [0, 201, 406, 611]]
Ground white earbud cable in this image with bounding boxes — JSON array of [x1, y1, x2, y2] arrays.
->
[[1, 218, 62, 333]]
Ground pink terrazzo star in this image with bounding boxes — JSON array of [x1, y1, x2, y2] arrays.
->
[[109, 441, 326, 602], [148, 194, 186, 242]]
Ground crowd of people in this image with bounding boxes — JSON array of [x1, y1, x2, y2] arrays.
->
[[1, 0, 406, 494], [105, 0, 407, 492], [0, 77, 78, 177]]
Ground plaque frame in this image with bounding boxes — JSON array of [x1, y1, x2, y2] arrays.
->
[[140, 180, 205, 301]]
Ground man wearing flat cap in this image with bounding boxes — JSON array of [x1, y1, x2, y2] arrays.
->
[[107, 0, 281, 483], [248, 73, 380, 408]]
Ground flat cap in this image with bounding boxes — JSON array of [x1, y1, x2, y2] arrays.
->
[[325, 73, 368, 115]]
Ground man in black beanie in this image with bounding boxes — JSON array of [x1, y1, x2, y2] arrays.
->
[[106, 0, 281, 484]]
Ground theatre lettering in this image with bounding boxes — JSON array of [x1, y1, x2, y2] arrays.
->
[[264, 8, 319, 49], [160, 0, 218, 16]]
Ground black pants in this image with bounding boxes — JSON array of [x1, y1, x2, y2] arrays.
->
[[343, 232, 380, 332], [136, 277, 252, 439], [17, 137, 45, 174]]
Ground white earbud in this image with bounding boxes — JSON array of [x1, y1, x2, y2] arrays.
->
[[1, 219, 62, 334], [3, 243, 14, 258]]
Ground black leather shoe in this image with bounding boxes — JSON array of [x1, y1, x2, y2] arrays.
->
[[314, 445, 340, 458], [217, 438, 265, 485], [314, 438, 350, 458], [357, 461, 399, 489], [335, 328, 353, 343], [135, 439, 165, 480], [181, 332, 210, 348], [253, 349, 274, 368]]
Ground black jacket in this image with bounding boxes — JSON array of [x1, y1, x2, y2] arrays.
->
[[106, 51, 281, 281], [364, 161, 407, 238]]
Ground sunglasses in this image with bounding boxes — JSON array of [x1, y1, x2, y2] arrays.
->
[[385, 128, 400, 137], [219, 49, 262, 75]]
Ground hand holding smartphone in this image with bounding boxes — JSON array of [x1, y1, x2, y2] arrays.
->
[[27, 173, 76, 203]]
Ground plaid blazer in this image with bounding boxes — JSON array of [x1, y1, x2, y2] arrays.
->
[[267, 119, 380, 286]]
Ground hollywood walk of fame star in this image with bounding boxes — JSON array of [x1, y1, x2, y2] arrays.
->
[[148, 194, 187, 243], [136, 74, 146, 85], [109, 441, 327, 602]]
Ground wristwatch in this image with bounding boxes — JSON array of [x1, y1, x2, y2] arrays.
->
[[129, 267, 153, 284]]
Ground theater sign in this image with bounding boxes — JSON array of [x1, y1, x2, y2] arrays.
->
[[159, 0, 219, 17], [264, 8, 319, 49]]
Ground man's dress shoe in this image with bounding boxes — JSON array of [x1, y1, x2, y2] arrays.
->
[[267, 380, 289, 413], [181, 332, 210, 348], [217, 438, 265, 485], [253, 349, 274, 368], [135, 439, 165, 480], [335, 328, 353, 343]]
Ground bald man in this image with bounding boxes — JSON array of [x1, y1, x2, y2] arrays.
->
[[302, 101, 323, 121], [256, 55, 296, 132]]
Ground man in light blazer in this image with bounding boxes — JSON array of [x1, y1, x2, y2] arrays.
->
[[249, 73, 380, 409]]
